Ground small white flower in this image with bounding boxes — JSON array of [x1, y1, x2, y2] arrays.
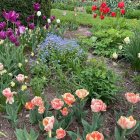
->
[[56, 19, 60, 24], [8, 73, 13, 76], [124, 37, 130, 44], [36, 61, 39, 64], [25, 59, 28, 63], [138, 53, 140, 58], [0, 40, 4, 45], [31, 52, 34, 56], [18, 63, 22, 68], [11, 81, 15, 87], [25, 76, 28, 79], [112, 52, 118, 59], [37, 11, 41, 17], [47, 19, 51, 24], [119, 45, 123, 50]]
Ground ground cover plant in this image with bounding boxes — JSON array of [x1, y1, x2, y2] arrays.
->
[[1, 0, 140, 140]]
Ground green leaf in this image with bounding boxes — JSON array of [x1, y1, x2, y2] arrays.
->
[[115, 127, 121, 140]]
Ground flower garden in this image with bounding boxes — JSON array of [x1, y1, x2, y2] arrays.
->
[[1, 0, 140, 140]]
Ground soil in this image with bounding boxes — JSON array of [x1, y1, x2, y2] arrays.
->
[[0, 27, 140, 140]]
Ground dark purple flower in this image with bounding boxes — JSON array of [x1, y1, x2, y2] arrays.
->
[[46, 23, 49, 29], [15, 20, 21, 27], [6, 28, 14, 37], [0, 22, 6, 30], [33, 3, 41, 11], [0, 31, 6, 40], [28, 23, 35, 30], [3, 10, 19, 23], [26, 15, 34, 22], [9, 34, 17, 43], [42, 15, 46, 20], [50, 16, 56, 21], [15, 41, 20, 47]]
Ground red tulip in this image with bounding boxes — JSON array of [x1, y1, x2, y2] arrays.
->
[[100, 2, 107, 8], [111, 12, 116, 17], [120, 9, 125, 15], [92, 5, 97, 11], [93, 13, 97, 18], [118, 1, 125, 9], [100, 15, 105, 20]]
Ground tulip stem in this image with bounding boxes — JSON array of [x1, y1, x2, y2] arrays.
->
[[121, 129, 126, 140], [48, 130, 52, 138]]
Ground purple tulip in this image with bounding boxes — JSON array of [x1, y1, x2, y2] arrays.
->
[[9, 34, 17, 43], [0, 31, 6, 40], [33, 3, 41, 11], [6, 28, 14, 37], [42, 15, 46, 20], [0, 22, 6, 30], [18, 26, 26, 34], [46, 23, 49, 29], [50, 16, 56, 21], [15, 41, 20, 47], [15, 20, 21, 27], [3, 10, 19, 23], [26, 15, 34, 22], [28, 23, 35, 30]]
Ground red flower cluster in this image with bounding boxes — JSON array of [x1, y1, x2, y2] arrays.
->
[[92, 1, 125, 20]]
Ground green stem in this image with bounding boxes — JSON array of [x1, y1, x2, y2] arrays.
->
[[121, 129, 126, 140]]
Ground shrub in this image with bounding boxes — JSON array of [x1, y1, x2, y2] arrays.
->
[[74, 58, 119, 103], [125, 10, 140, 19], [124, 29, 140, 71], [0, 0, 51, 24]]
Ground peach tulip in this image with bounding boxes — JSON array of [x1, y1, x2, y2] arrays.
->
[[125, 92, 140, 104], [56, 128, 66, 139], [86, 131, 104, 140], [51, 98, 64, 110], [43, 116, 55, 131], [75, 89, 89, 99], [31, 96, 44, 107], [60, 107, 68, 116], [25, 102, 34, 110], [117, 116, 136, 129], [91, 99, 107, 112], [62, 93, 75, 106], [2, 88, 14, 104]]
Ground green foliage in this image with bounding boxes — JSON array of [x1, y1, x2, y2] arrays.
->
[[4, 103, 19, 128], [15, 127, 39, 140], [52, 3, 75, 11], [124, 29, 140, 71], [0, 43, 26, 111], [91, 28, 132, 57], [74, 59, 119, 102], [125, 10, 140, 19], [30, 77, 46, 96], [132, 74, 140, 88]]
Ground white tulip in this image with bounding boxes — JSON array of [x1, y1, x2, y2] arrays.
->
[[56, 19, 60, 24], [119, 45, 123, 50], [37, 11, 41, 17], [112, 52, 118, 59], [138, 53, 140, 58], [47, 19, 51, 23], [124, 37, 130, 44]]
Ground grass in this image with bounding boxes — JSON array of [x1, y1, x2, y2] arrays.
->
[[52, 9, 140, 29]]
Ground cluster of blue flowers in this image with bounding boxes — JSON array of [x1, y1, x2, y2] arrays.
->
[[37, 34, 84, 63]]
